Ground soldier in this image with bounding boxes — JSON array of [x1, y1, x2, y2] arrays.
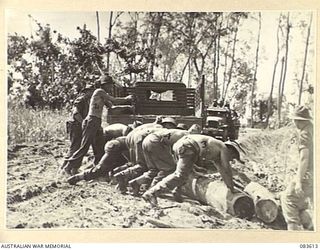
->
[[142, 135, 244, 206], [66, 121, 142, 185], [67, 136, 129, 185], [281, 106, 314, 231], [114, 117, 177, 194], [176, 123, 188, 130], [61, 74, 133, 175], [103, 122, 139, 143], [60, 81, 95, 170], [128, 124, 201, 196]]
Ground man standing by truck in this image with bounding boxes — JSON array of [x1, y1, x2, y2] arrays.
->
[[281, 106, 314, 231], [60, 80, 95, 170], [61, 74, 133, 176]]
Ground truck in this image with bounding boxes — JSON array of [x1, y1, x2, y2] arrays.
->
[[202, 106, 240, 141], [107, 78, 240, 141], [107, 81, 203, 128]]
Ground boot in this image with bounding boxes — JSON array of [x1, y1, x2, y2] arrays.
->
[[128, 180, 140, 196], [67, 173, 84, 185], [115, 174, 128, 194]]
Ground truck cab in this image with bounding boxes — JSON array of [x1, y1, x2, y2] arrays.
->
[[202, 107, 240, 141]]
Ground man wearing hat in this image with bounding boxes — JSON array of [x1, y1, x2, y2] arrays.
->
[[114, 117, 177, 194], [61, 74, 133, 175], [281, 106, 314, 231], [176, 123, 188, 130], [60, 80, 95, 170], [142, 134, 245, 206]]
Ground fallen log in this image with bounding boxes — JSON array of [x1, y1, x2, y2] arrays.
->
[[181, 173, 255, 219], [244, 181, 279, 223]]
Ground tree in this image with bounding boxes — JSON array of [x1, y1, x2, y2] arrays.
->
[[222, 13, 242, 101], [298, 13, 312, 105], [266, 15, 282, 128], [277, 13, 290, 127], [250, 12, 261, 128]]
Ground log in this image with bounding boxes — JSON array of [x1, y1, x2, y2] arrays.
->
[[181, 173, 255, 219], [244, 181, 279, 223]]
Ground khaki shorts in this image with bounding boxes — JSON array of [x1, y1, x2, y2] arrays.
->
[[281, 179, 313, 225]]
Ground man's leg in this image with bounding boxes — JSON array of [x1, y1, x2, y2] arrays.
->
[[280, 181, 304, 230], [142, 153, 194, 206], [61, 121, 82, 169], [63, 117, 100, 174], [92, 126, 106, 165]]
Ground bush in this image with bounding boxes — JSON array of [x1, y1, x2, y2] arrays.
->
[[8, 102, 69, 145]]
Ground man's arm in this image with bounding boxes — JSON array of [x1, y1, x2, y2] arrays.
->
[[103, 92, 133, 105], [216, 150, 235, 192], [297, 148, 310, 182]]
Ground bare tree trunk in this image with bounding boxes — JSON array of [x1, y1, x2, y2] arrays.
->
[[106, 11, 113, 73], [148, 13, 164, 81], [223, 26, 238, 101], [213, 36, 217, 97], [266, 15, 281, 128], [298, 13, 312, 105], [222, 22, 230, 100], [179, 55, 192, 82], [277, 57, 285, 127], [278, 13, 290, 128], [250, 12, 261, 128], [216, 28, 221, 98], [96, 11, 100, 43]]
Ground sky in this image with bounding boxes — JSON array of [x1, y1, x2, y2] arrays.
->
[[6, 10, 315, 104]]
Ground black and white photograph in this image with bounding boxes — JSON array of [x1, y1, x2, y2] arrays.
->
[[5, 8, 316, 234]]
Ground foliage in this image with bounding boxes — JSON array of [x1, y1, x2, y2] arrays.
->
[[8, 102, 68, 145], [7, 11, 314, 129]]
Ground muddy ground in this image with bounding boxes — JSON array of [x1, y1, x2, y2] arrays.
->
[[6, 127, 299, 229]]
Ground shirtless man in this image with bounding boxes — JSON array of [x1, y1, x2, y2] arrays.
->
[[128, 124, 201, 196], [61, 74, 133, 175], [142, 134, 244, 206]]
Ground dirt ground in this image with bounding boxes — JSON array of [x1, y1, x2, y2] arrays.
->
[[6, 127, 299, 229]]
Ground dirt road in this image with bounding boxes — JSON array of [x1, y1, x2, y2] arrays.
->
[[7, 128, 297, 229]]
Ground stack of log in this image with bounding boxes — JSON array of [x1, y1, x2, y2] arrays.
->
[[181, 172, 280, 224]]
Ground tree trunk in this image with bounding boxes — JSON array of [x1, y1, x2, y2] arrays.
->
[[180, 54, 192, 82], [106, 11, 113, 73], [182, 173, 255, 219], [223, 26, 238, 101], [222, 15, 231, 100], [148, 13, 164, 81], [216, 28, 221, 99], [96, 11, 100, 43], [250, 12, 261, 128], [278, 13, 290, 128], [298, 14, 312, 105], [244, 182, 279, 223], [265, 15, 281, 128], [277, 57, 285, 127]]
